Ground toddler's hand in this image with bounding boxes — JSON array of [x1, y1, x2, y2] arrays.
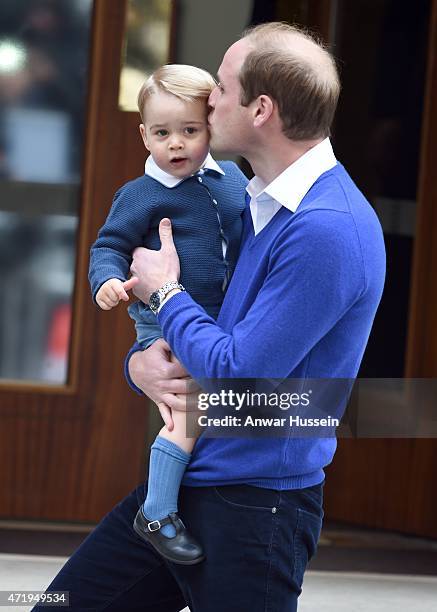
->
[[96, 277, 138, 310]]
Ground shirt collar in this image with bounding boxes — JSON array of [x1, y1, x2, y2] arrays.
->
[[144, 152, 224, 188], [246, 138, 337, 212]]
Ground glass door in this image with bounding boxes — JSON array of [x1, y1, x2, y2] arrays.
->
[[0, 0, 94, 383]]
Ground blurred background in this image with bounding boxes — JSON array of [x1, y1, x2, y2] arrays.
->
[[0, 0, 430, 383], [0, 0, 436, 608], [0, 0, 91, 382]]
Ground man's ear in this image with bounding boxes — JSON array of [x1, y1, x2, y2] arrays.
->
[[253, 95, 274, 128], [139, 124, 150, 151]]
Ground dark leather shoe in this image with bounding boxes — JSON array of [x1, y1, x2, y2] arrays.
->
[[133, 507, 205, 565]]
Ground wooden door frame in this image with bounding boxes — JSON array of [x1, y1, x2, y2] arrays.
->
[[406, 0, 437, 377]]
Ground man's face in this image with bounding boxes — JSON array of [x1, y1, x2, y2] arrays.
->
[[208, 39, 253, 154]]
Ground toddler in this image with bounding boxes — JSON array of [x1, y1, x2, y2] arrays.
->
[[89, 64, 248, 565]]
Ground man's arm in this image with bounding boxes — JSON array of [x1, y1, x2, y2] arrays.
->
[[131, 214, 366, 380], [126, 339, 200, 426]]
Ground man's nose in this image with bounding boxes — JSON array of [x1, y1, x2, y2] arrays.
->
[[208, 87, 218, 108]]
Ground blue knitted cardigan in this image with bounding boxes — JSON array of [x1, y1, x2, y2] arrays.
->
[[89, 161, 248, 315]]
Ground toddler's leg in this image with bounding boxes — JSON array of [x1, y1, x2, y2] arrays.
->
[[142, 347, 198, 537], [142, 410, 196, 537], [132, 347, 204, 563]]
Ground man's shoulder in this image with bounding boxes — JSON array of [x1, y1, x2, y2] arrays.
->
[[278, 206, 356, 253], [271, 163, 383, 257], [283, 167, 385, 287], [297, 164, 382, 234], [303, 163, 370, 213]]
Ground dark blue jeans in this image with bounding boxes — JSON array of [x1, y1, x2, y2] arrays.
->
[[33, 481, 323, 612]]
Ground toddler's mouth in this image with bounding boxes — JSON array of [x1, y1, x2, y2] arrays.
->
[[170, 157, 188, 165]]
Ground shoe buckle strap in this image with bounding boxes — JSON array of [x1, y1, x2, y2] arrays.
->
[[147, 519, 161, 532]]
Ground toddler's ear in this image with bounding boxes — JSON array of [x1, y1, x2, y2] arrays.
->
[[139, 124, 150, 151]]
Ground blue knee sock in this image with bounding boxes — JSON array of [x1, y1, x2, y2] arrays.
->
[[142, 436, 191, 538]]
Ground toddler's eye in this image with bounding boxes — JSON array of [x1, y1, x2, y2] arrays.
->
[[185, 127, 197, 134], [156, 129, 168, 137]]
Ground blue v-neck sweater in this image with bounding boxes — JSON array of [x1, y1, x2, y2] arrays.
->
[[130, 162, 386, 489]]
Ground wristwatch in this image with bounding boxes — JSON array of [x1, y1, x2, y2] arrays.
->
[[148, 280, 185, 314]]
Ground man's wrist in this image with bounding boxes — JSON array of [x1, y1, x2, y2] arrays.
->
[[157, 288, 182, 313], [149, 281, 185, 314]]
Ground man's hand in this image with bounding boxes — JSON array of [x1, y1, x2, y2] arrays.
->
[[128, 339, 200, 429], [96, 277, 139, 310], [130, 218, 180, 303]]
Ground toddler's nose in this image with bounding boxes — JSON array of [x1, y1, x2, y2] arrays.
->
[[169, 138, 183, 150]]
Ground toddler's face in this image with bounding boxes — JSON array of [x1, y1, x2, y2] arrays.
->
[[140, 92, 210, 179]]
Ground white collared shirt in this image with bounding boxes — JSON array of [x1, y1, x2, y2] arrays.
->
[[246, 138, 337, 235], [144, 152, 224, 187]]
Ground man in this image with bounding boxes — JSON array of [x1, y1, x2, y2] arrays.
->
[[36, 23, 385, 612]]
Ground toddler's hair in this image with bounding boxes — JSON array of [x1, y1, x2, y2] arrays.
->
[[137, 64, 216, 122]]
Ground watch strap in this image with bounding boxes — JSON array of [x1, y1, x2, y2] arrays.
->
[[149, 281, 185, 313]]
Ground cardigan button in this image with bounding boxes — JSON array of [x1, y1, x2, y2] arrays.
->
[[197, 176, 203, 183]]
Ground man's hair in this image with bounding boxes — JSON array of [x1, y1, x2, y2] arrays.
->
[[137, 64, 216, 122], [240, 22, 340, 141]]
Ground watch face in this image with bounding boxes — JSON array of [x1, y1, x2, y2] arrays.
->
[[149, 291, 161, 313]]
